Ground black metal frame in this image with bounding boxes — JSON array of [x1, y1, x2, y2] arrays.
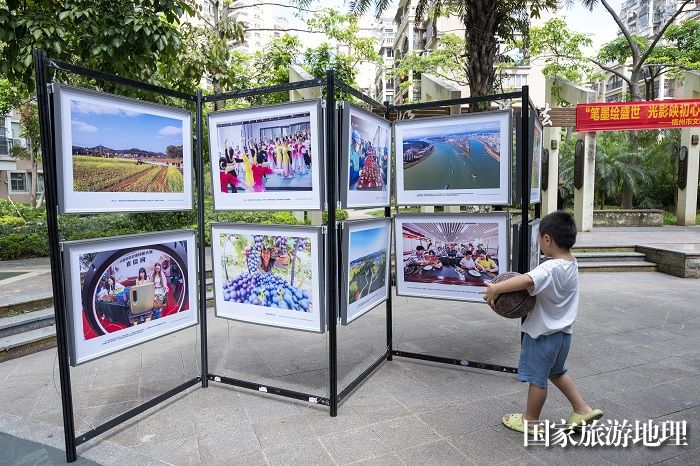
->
[[34, 47, 540, 462], [33, 50, 205, 463], [386, 86, 539, 374]]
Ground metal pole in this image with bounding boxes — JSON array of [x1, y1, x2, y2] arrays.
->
[[519, 87, 531, 338], [519, 86, 531, 274], [195, 90, 208, 388], [383, 101, 393, 362], [33, 49, 78, 463], [325, 71, 338, 417]]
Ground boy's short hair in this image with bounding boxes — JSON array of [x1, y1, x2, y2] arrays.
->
[[416, 245, 425, 251], [539, 211, 577, 249]]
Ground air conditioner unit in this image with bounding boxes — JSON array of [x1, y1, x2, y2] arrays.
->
[[12, 138, 26, 148]]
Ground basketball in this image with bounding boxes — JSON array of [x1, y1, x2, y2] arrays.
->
[[490, 272, 535, 319]]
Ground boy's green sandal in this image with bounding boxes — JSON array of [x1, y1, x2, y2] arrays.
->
[[565, 409, 604, 429], [502, 413, 540, 436]]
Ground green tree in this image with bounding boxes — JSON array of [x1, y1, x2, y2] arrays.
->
[[593, 132, 647, 209], [391, 33, 466, 97], [311, 0, 558, 100], [0, 0, 194, 97]]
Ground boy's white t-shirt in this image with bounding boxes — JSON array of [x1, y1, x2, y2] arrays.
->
[[522, 258, 579, 339]]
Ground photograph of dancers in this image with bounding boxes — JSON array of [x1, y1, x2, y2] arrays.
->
[[215, 114, 313, 193]]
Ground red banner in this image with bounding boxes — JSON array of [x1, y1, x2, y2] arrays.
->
[[576, 99, 700, 132]]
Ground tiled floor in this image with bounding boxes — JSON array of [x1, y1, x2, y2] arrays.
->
[[1, 270, 698, 464]]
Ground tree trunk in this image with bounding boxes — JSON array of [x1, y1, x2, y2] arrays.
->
[[622, 70, 642, 209], [27, 136, 37, 209], [463, 0, 499, 110], [30, 161, 37, 209]]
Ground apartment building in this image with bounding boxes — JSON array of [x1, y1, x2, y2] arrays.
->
[[0, 109, 40, 203], [374, 17, 396, 104]]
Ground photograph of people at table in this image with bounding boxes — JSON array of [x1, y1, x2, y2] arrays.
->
[[396, 214, 508, 302], [214, 113, 312, 193]]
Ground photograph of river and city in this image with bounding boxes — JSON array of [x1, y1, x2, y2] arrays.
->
[[401, 118, 502, 191]]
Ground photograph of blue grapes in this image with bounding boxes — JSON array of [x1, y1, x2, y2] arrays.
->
[[218, 233, 313, 312]]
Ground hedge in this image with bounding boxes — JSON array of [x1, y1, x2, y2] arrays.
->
[[0, 199, 348, 260]]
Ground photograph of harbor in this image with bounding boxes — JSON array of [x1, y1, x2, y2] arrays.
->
[[395, 111, 511, 205], [402, 122, 500, 191]]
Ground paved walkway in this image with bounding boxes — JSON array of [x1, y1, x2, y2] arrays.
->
[[0, 270, 699, 465]]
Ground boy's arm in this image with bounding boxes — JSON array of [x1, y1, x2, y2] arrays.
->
[[481, 274, 533, 309], [491, 274, 533, 294]]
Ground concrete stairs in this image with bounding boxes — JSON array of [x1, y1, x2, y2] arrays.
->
[[572, 246, 658, 272], [0, 275, 215, 362]]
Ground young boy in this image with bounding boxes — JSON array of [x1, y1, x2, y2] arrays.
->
[[482, 211, 603, 434]]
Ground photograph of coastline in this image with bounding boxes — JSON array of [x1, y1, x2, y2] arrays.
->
[[395, 111, 511, 205], [341, 219, 390, 324], [341, 104, 392, 207], [54, 84, 193, 214], [208, 101, 323, 211], [394, 214, 509, 302]]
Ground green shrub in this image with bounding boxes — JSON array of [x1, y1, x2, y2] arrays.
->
[[0, 216, 26, 227], [0, 231, 51, 259]]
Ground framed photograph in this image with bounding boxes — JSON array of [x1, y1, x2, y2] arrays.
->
[[340, 218, 391, 325], [62, 230, 198, 366], [529, 219, 541, 271], [394, 213, 509, 302], [394, 110, 512, 206], [340, 103, 392, 208], [210, 223, 325, 333], [531, 116, 543, 204], [511, 219, 540, 273], [53, 84, 193, 214], [208, 100, 324, 211]]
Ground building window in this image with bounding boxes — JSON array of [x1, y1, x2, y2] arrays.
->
[[11, 121, 20, 138], [0, 136, 10, 156], [503, 73, 528, 89], [606, 75, 623, 92], [386, 48, 393, 57], [36, 173, 44, 195], [10, 172, 28, 193]]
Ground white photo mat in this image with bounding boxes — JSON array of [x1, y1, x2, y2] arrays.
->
[[208, 100, 324, 211], [394, 213, 510, 303], [340, 218, 391, 325], [210, 223, 326, 333], [53, 84, 193, 214], [394, 110, 512, 206], [62, 230, 198, 365], [531, 116, 543, 204]]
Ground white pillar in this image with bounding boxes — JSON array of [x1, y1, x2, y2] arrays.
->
[[307, 210, 323, 225], [542, 126, 560, 215], [677, 128, 699, 226], [293, 211, 305, 223], [420, 206, 435, 213], [444, 206, 461, 213], [573, 133, 596, 232]]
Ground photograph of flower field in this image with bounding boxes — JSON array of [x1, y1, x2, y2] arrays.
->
[[70, 98, 185, 193]]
